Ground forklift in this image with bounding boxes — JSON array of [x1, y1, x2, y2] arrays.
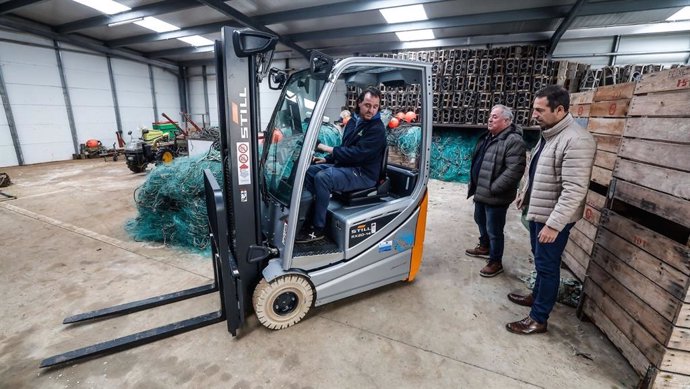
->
[[40, 27, 432, 368]]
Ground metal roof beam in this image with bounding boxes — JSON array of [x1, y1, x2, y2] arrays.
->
[[548, 0, 587, 55], [107, 21, 236, 47], [55, 0, 198, 34], [147, 45, 215, 58], [0, 0, 47, 15], [257, 0, 445, 25], [197, 0, 309, 58], [0, 15, 179, 71], [287, 0, 690, 42], [287, 6, 569, 42]]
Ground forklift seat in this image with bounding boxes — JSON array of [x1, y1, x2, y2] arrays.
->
[[335, 147, 389, 206]]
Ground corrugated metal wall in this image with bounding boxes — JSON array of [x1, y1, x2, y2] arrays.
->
[[0, 30, 181, 168]]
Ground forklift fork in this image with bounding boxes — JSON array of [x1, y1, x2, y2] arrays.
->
[[40, 170, 243, 368]]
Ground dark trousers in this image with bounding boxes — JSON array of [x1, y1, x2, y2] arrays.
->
[[473, 201, 508, 263], [305, 164, 374, 229], [528, 220, 575, 324]]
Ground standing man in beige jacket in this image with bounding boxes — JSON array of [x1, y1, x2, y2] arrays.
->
[[506, 85, 596, 335]]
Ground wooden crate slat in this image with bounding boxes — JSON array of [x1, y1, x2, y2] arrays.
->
[[590, 99, 631, 117], [619, 138, 690, 173], [669, 326, 690, 352], [586, 189, 606, 210], [597, 228, 688, 302], [582, 291, 652, 377], [570, 89, 595, 104], [583, 278, 664, 369], [592, 245, 682, 322], [653, 371, 690, 389], [594, 149, 617, 170], [593, 134, 622, 153], [601, 211, 690, 277], [564, 239, 591, 272], [625, 117, 690, 143], [629, 90, 690, 117], [593, 82, 636, 101], [588, 261, 673, 346], [634, 66, 690, 95], [613, 159, 690, 201], [612, 178, 690, 230], [562, 249, 586, 281], [569, 225, 594, 255], [587, 117, 626, 136], [661, 348, 690, 376], [591, 166, 613, 186], [571, 103, 590, 118], [679, 304, 690, 330], [583, 204, 602, 226], [575, 218, 597, 241]]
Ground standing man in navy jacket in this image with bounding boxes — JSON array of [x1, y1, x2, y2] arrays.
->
[[297, 87, 387, 243]]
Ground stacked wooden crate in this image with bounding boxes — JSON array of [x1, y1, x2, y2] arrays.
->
[[580, 66, 690, 388], [562, 84, 634, 281]]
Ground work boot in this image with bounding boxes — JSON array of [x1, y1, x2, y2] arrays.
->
[[295, 226, 325, 243], [465, 244, 489, 259], [479, 261, 503, 277], [506, 316, 547, 335], [507, 292, 534, 307]]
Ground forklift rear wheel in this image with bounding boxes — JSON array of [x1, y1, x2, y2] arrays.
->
[[253, 275, 314, 330]]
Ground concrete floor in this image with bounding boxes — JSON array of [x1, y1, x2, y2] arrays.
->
[[0, 159, 638, 388]]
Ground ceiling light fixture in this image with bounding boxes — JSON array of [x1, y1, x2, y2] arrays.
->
[[107, 17, 144, 27], [72, 0, 130, 15], [667, 6, 690, 21], [396, 29, 435, 42], [134, 17, 180, 33], [380, 5, 428, 24], [177, 35, 214, 47]]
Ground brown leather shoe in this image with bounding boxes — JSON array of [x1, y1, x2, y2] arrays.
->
[[465, 244, 489, 258], [507, 292, 534, 307], [506, 316, 547, 335], [479, 261, 503, 277]]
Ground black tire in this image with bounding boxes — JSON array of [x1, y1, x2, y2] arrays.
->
[[112, 154, 119, 162], [155, 147, 176, 165], [127, 161, 147, 173]]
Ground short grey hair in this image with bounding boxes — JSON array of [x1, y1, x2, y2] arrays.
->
[[491, 104, 513, 122]]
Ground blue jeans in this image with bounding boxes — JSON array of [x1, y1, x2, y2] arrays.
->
[[305, 164, 374, 229], [528, 221, 574, 324], [473, 201, 508, 263]]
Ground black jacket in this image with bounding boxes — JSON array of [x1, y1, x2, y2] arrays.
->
[[325, 113, 387, 182], [467, 123, 527, 206]]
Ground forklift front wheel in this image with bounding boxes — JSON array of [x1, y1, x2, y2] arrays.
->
[[253, 275, 314, 330]]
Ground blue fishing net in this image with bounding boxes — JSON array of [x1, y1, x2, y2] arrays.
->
[[125, 145, 223, 252], [429, 129, 482, 183]]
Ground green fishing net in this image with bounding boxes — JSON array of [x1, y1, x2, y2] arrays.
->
[[125, 145, 223, 252]]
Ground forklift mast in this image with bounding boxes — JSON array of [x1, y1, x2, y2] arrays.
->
[[214, 27, 277, 329]]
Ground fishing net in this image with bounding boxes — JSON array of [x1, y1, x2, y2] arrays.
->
[[125, 144, 223, 252]]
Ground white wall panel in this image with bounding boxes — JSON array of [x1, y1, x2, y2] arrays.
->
[[0, 101, 17, 167], [188, 75, 206, 121], [0, 42, 73, 164], [153, 67, 180, 124], [112, 58, 154, 134], [62, 52, 118, 147], [207, 74, 218, 127]]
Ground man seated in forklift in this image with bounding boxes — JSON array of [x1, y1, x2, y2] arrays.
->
[[296, 86, 388, 243]]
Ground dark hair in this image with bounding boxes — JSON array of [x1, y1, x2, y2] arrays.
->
[[535, 85, 570, 112], [357, 86, 382, 104]]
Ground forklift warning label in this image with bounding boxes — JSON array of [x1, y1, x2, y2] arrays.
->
[[237, 142, 251, 185]]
